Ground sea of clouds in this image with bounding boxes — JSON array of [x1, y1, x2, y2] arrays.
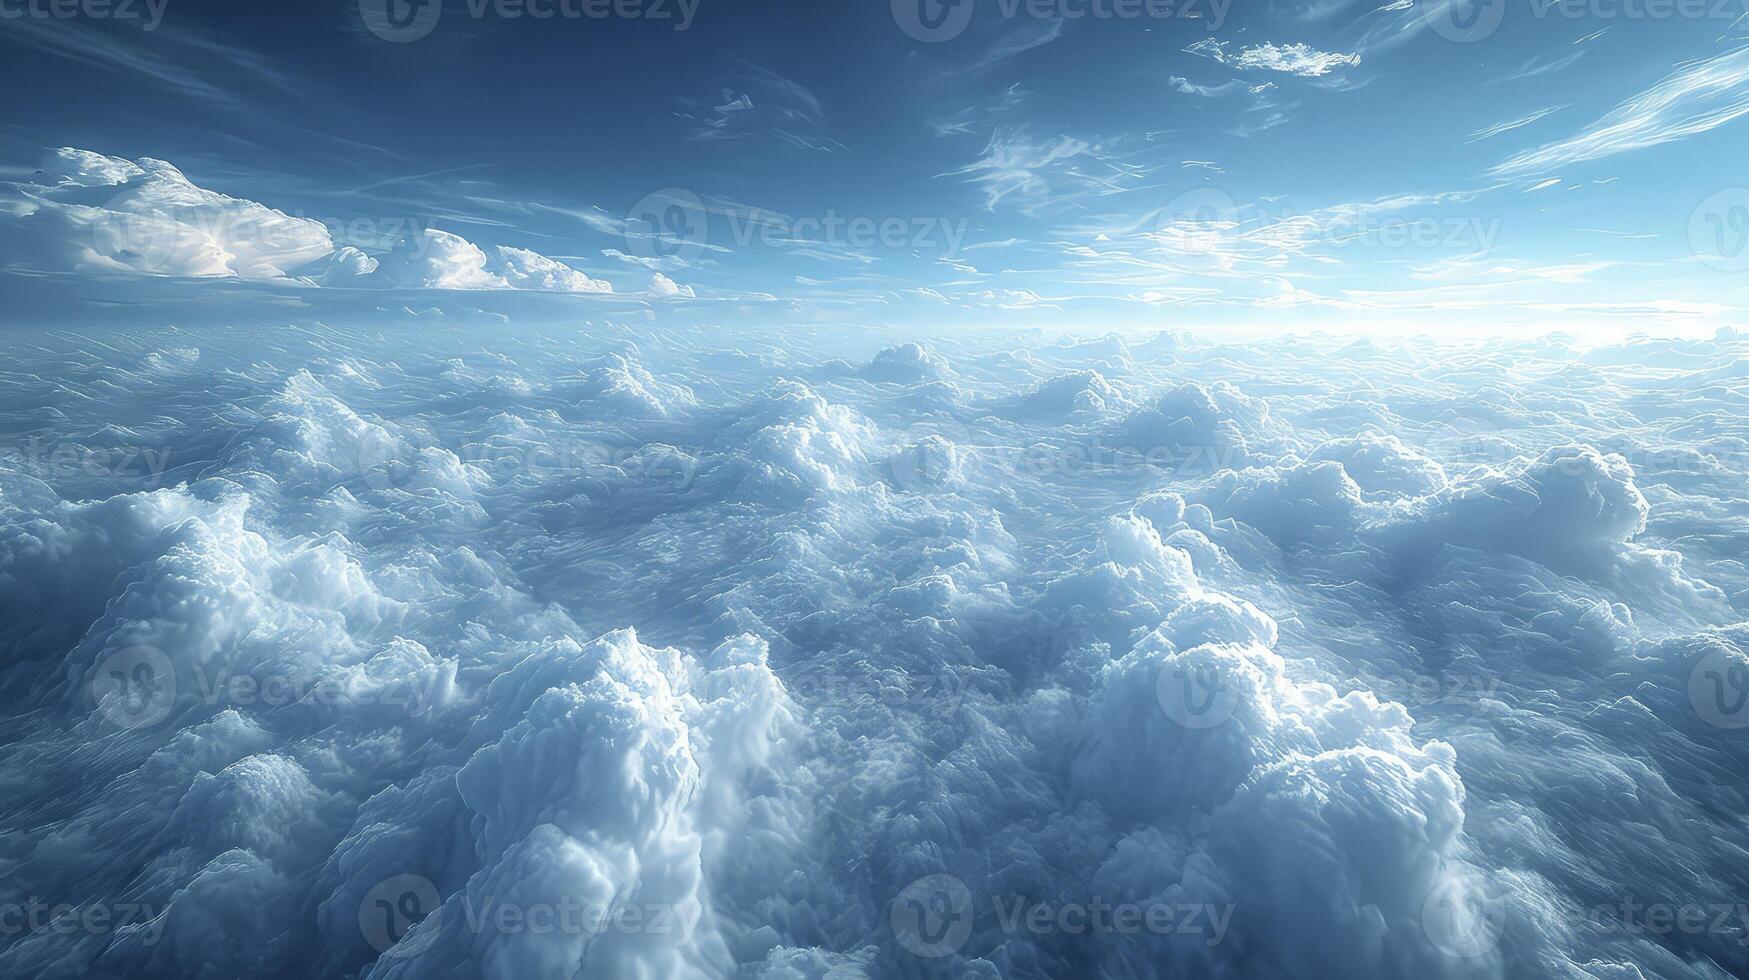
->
[[1, 311, 1748, 979]]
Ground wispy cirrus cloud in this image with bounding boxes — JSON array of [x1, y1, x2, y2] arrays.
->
[[1493, 46, 1749, 175], [943, 128, 1167, 215], [1466, 105, 1564, 143], [1185, 39, 1360, 77], [677, 63, 846, 152], [956, 17, 1065, 74]]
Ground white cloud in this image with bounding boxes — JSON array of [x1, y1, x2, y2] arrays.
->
[[1494, 46, 1749, 175], [648, 272, 696, 298], [1186, 39, 1360, 77], [1, 148, 612, 293], [5, 147, 333, 281], [1465, 105, 1564, 143]]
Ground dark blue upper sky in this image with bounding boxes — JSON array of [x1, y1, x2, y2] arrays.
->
[[3, 0, 1747, 334]]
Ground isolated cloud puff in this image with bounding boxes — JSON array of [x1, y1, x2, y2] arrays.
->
[[1186, 39, 1360, 77]]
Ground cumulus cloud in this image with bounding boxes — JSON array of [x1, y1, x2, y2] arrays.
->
[[1185, 39, 1361, 76], [0, 148, 612, 293], [3, 323, 1749, 979]]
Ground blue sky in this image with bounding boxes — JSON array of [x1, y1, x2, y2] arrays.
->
[[2, 0, 1747, 334]]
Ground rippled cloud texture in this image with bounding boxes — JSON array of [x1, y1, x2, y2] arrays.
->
[[2, 314, 1747, 979]]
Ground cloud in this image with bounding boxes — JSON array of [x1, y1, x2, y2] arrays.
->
[[1493, 46, 1749, 175], [1169, 76, 1256, 98], [1465, 105, 1565, 143], [677, 64, 845, 152], [647, 272, 696, 298], [3, 148, 333, 281], [943, 128, 1169, 215], [1, 148, 612, 293], [1186, 39, 1361, 77], [370, 231, 615, 292], [957, 17, 1065, 74]]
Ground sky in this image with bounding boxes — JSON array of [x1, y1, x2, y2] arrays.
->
[[1, 0, 1748, 335]]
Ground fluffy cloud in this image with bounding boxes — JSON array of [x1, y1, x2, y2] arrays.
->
[[0, 148, 611, 293], [3, 325, 1748, 980], [1185, 39, 1361, 76]]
